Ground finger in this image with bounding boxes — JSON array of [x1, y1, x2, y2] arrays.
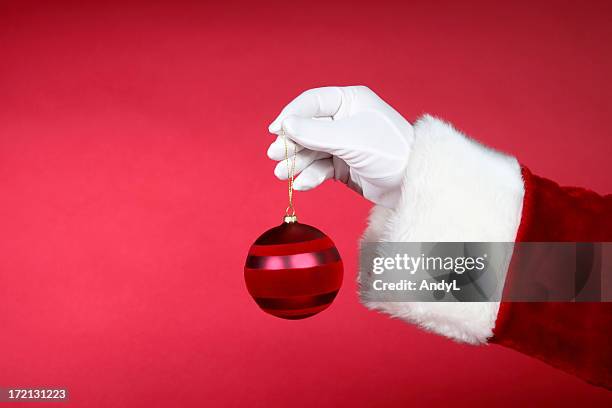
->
[[266, 135, 304, 160], [282, 115, 347, 154], [267, 118, 334, 159], [293, 159, 335, 191], [268, 87, 343, 133], [273, 149, 330, 180]]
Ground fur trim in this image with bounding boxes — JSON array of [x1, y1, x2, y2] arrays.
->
[[360, 115, 525, 344]]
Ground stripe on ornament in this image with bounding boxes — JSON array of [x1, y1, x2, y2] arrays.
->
[[245, 247, 340, 270], [248, 236, 335, 256], [244, 261, 344, 298], [254, 290, 339, 310]]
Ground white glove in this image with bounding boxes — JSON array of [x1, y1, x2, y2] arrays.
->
[[267, 86, 414, 208]]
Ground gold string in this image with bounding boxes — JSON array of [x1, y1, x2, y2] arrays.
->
[[281, 130, 297, 217]]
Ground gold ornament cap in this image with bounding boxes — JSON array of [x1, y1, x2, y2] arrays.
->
[[283, 214, 298, 223]]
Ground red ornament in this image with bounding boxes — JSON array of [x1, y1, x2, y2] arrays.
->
[[244, 220, 343, 320]]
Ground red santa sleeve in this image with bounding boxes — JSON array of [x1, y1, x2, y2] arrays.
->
[[491, 167, 612, 389], [359, 114, 611, 389]]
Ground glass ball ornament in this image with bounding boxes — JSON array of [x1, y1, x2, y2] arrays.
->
[[244, 216, 343, 320]]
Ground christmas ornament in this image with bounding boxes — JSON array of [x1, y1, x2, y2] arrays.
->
[[244, 132, 343, 319]]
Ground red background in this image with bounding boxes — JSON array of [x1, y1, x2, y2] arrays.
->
[[1, 1, 611, 406]]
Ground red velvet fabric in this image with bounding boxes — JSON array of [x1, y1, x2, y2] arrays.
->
[[492, 167, 612, 389]]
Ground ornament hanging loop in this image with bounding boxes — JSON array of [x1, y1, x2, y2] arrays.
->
[[281, 130, 298, 223], [284, 205, 297, 223]]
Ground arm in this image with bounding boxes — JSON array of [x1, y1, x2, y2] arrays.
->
[[360, 115, 612, 389], [492, 167, 612, 389], [268, 86, 612, 389]]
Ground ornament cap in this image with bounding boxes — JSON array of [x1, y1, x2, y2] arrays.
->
[[283, 214, 298, 223]]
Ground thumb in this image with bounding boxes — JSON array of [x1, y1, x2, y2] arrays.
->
[[282, 115, 346, 156]]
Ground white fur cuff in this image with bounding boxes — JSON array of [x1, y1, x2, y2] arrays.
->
[[359, 115, 525, 344]]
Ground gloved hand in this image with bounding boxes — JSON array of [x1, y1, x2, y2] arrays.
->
[[267, 86, 414, 208]]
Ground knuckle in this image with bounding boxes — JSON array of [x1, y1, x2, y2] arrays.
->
[[298, 88, 316, 99], [350, 85, 372, 93]]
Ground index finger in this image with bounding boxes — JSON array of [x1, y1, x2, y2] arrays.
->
[[268, 87, 343, 133]]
